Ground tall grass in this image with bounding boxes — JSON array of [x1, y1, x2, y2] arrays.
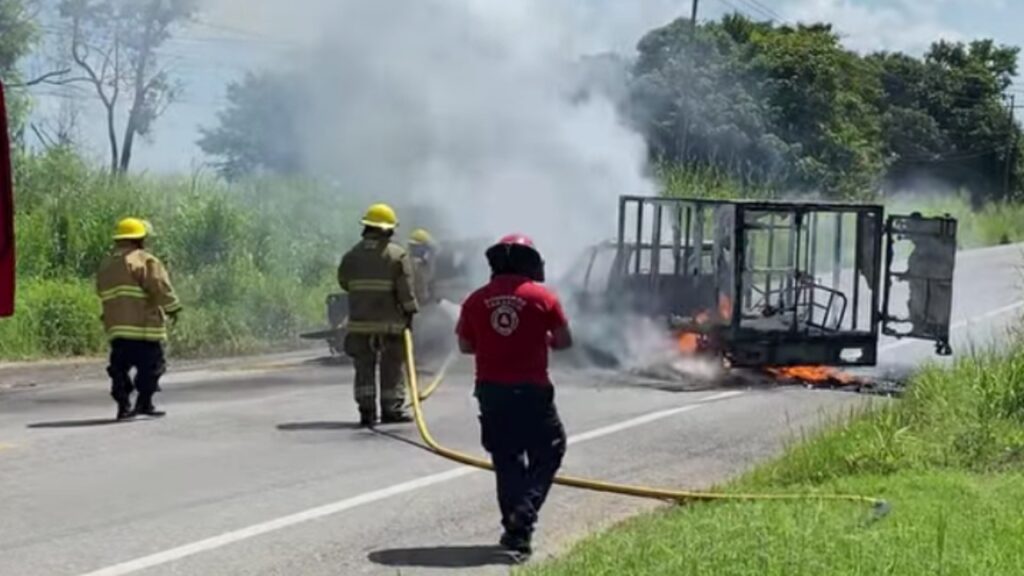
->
[[886, 194, 1024, 249], [6, 151, 1023, 360], [2, 148, 359, 360], [661, 163, 1024, 250], [745, 339, 1024, 486], [526, 332, 1024, 576]]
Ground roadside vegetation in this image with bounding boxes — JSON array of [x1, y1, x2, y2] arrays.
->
[[4, 4, 1024, 360], [660, 164, 1024, 249], [2, 152, 1021, 361], [0, 148, 357, 359], [525, 332, 1024, 575]]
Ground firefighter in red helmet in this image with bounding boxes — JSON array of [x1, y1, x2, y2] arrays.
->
[[455, 234, 573, 561]]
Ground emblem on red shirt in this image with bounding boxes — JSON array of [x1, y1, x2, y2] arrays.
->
[[490, 304, 519, 336]]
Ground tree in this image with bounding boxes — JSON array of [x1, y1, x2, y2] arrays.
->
[[872, 41, 1022, 202], [630, 17, 794, 186], [58, 0, 196, 173], [626, 13, 1022, 199], [629, 14, 885, 196], [0, 0, 39, 138], [0, 0, 36, 76], [198, 71, 304, 180], [742, 22, 887, 197]]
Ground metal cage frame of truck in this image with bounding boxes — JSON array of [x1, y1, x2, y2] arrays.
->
[[568, 195, 957, 368]]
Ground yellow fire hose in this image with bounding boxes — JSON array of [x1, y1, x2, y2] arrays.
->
[[401, 329, 890, 514]]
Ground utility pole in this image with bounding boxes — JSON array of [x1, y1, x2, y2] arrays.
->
[[1004, 94, 1016, 199], [691, 0, 700, 32]]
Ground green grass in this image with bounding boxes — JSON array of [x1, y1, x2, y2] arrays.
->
[[524, 337, 1024, 576], [527, 472, 1024, 576], [659, 163, 777, 200], [887, 194, 1024, 249], [2, 147, 358, 360], [660, 163, 1024, 251], [5, 150, 1023, 360]]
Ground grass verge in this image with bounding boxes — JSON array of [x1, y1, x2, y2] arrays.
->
[[524, 334, 1024, 576], [3, 147, 354, 360]]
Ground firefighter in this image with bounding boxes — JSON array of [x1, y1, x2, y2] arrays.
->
[[408, 228, 440, 306], [96, 218, 182, 420], [455, 234, 573, 560], [338, 203, 419, 427]]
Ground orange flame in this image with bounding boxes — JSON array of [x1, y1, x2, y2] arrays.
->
[[718, 293, 733, 321], [676, 309, 713, 354], [674, 295, 731, 356], [677, 332, 701, 354], [765, 365, 859, 385]]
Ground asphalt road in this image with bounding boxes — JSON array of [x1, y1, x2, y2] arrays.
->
[[1, 243, 1021, 576]]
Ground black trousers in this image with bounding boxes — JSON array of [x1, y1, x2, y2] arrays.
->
[[107, 339, 166, 410], [475, 382, 566, 537]]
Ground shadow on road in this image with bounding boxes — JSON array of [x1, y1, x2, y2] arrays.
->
[[27, 418, 128, 428], [276, 421, 363, 431], [368, 545, 517, 568]]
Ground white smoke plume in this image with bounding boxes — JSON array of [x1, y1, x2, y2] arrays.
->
[[199, 0, 731, 379], [202, 0, 676, 271]]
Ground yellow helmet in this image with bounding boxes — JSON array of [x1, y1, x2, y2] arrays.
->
[[360, 203, 399, 230], [409, 228, 435, 246], [113, 217, 151, 240]]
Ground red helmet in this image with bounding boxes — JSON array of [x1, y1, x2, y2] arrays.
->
[[495, 233, 535, 248], [486, 233, 545, 282]]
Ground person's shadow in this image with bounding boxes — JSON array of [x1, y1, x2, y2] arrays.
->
[[275, 422, 364, 431], [27, 418, 138, 429], [368, 545, 518, 568]]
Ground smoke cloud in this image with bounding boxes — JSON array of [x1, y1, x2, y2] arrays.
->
[[203, 0, 674, 271]]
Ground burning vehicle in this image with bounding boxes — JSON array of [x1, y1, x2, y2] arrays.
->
[[562, 195, 957, 377]]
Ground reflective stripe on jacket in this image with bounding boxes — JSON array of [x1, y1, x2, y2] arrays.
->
[[96, 246, 181, 342], [338, 232, 418, 334]]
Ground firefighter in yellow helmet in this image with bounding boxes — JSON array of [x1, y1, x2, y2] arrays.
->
[[337, 203, 419, 427], [408, 228, 440, 307], [96, 218, 182, 420]]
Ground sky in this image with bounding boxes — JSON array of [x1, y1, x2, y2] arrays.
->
[[21, 0, 1024, 173]]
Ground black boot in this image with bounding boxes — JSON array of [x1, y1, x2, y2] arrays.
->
[[116, 403, 136, 421], [359, 410, 377, 428], [380, 412, 413, 424], [132, 396, 165, 418], [499, 530, 532, 561]]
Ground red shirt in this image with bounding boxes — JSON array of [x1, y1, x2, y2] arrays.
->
[[456, 275, 568, 386]]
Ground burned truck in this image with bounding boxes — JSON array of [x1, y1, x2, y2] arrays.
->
[[565, 196, 957, 368]]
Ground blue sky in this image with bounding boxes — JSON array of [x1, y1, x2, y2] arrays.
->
[[23, 0, 1024, 173]]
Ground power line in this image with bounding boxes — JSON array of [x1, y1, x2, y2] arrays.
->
[[35, 24, 299, 51], [714, 0, 749, 17], [713, 0, 781, 23], [733, 0, 781, 21], [30, 28, 262, 74], [27, 85, 228, 108], [742, 0, 782, 20]]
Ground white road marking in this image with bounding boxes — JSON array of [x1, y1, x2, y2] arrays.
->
[[879, 300, 1024, 353], [75, 390, 743, 576]]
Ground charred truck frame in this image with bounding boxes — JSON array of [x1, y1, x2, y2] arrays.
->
[[570, 196, 957, 368]]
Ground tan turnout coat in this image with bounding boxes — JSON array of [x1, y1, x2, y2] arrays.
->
[[96, 246, 182, 341]]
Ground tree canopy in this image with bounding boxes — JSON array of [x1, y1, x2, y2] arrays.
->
[[629, 15, 1022, 201], [0, 0, 39, 136], [199, 13, 1024, 201], [198, 71, 306, 180], [58, 0, 198, 173]]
